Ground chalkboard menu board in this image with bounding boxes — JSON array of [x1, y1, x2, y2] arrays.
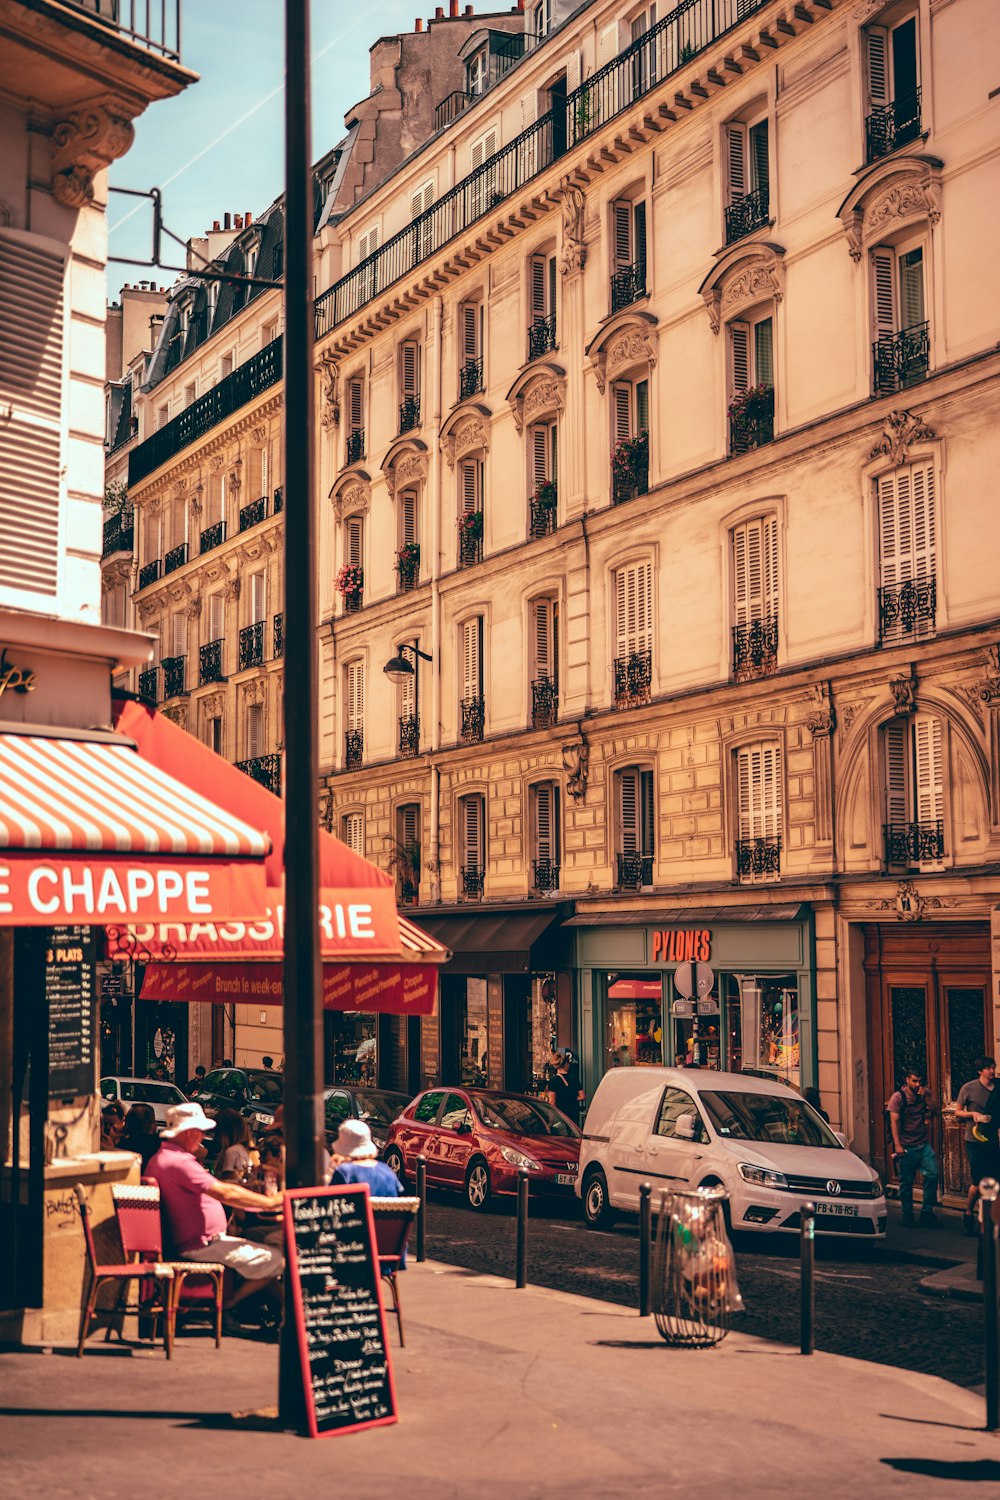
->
[[284, 1185, 398, 1439], [46, 925, 96, 1099]]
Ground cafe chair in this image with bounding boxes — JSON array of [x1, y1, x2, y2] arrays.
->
[[113, 1182, 227, 1348], [75, 1183, 175, 1357], [370, 1196, 420, 1346]]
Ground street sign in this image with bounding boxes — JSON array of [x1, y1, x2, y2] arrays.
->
[[672, 999, 694, 1018], [674, 961, 715, 1000], [697, 998, 720, 1016]]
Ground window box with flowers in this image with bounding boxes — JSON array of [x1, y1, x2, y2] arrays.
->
[[396, 541, 421, 593], [611, 431, 648, 504], [336, 562, 364, 614], [529, 481, 558, 539], [458, 508, 483, 567], [728, 383, 774, 456]]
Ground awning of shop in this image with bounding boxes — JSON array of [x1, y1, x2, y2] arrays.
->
[[562, 905, 806, 926], [413, 907, 565, 973], [0, 727, 270, 924]]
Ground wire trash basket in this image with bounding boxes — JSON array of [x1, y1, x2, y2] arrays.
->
[[652, 1185, 743, 1347]]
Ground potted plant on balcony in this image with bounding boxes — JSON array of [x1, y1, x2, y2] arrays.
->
[[396, 540, 421, 586], [458, 509, 483, 560], [533, 481, 557, 514], [386, 836, 421, 905], [727, 383, 773, 426], [335, 562, 364, 609], [611, 430, 648, 493]]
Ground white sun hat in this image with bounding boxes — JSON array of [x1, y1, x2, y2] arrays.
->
[[161, 1102, 217, 1139], [334, 1119, 378, 1160]]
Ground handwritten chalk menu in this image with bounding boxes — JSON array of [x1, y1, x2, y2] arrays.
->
[[46, 925, 96, 1099], [284, 1185, 397, 1439]]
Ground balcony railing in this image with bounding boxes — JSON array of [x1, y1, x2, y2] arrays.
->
[[531, 676, 558, 729], [397, 546, 421, 593], [138, 666, 158, 704], [343, 589, 363, 615], [199, 639, 225, 686], [273, 613, 284, 659], [399, 396, 421, 434], [611, 436, 649, 504], [533, 859, 560, 894], [160, 655, 186, 698], [527, 313, 557, 360], [66, 0, 181, 61], [458, 521, 483, 568], [872, 321, 930, 396], [865, 89, 922, 164], [199, 519, 226, 553], [610, 259, 647, 313], [884, 819, 944, 866], [459, 358, 484, 400], [529, 495, 557, 538], [732, 615, 779, 681], [346, 429, 365, 465], [315, 0, 771, 337], [102, 510, 134, 557], [273, 486, 284, 514], [461, 696, 485, 744], [399, 713, 420, 759], [729, 388, 775, 456], [617, 852, 653, 890], [614, 650, 652, 709], [461, 865, 485, 900], [345, 729, 364, 771], [137, 559, 161, 590], [129, 338, 282, 485], [239, 495, 267, 532], [736, 836, 782, 882], [164, 542, 188, 575], [239, 620, 265, 671], [878, 578, 936, 645], [237, 753, 282, 796], [435, 90, 474, 131], [724, 184, 770, 245]]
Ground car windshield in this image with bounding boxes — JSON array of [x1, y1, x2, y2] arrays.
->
[[354, 1091, 409, 1125], [472, 1094, 581, 1138], [700, 1091, 841, 1148], [247, 1073, 283, 1104], [118, 1081, 186, 1105]]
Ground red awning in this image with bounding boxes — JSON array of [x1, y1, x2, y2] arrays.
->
[[0, 729, 270, 924]]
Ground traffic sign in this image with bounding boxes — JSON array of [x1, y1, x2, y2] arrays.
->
[[671, 999, 694, 1018], [674, 961, 715, 1000]]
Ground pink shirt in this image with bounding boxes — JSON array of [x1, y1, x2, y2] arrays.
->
[[147, 1140, 228, 1253]]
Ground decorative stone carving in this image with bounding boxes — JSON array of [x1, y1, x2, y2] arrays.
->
[[332, 481, 371, 520], [806, 682, 835, 737], [250, 425, 267, 444], [558, 177, 587, 276], [889, 674, 917, 716], [385, 452, 428, 498], [588, 319, 657, 395], [838, 698, 873, 739], [868, 409, 936, 466], [182, 594, 202, 620], [51, 100, 134, 207], [701, 245, 785, 335], [189, 493, 203, 519], [202, 692, 225, 720], [209, 454, 225, 472], [854, 1, 890, 21], [160, 704, 188, 730], [224, 577, 241, 602], [241, 678, 267, 706], [561, 739, 590, 801], [837, 157, 942, 262], [172, 479, 187, 497], [507, 367, 566, 434], [865, 881, 947, 922], [317, 351, 340, 428], [135, 598, 159, 622], [442, 415, 490, 468]]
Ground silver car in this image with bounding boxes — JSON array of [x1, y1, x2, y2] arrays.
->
[[100, 1076, 188, 1129]]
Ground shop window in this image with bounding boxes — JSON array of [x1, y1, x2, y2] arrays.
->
[[610, 196, 647, 312], [530, 782, 560, 893], [346, 375, 365, 464], [864, 10, 920, 163], [324, 1014, 376, 1086], [459, 793, 486, 899], [607, 973, 663, 1067], [731, 515, 779, 681], [342, 810, 365, 857], [871, 240, 929, 395], [876, 459, 935, 645], [881, 714, 945, 869], [723, 972, 800, 1088], [459, 982, 490, 1086], [615, 766, 655, 889], [735, 741, 782, 883], [724, 111, 770, 245], [728, 310, 774, 455], [612, 560, 653, 707]]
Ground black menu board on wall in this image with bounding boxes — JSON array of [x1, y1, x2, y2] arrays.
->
[[284, 1184, 398, 1439], [46, 925, 96, 1099]]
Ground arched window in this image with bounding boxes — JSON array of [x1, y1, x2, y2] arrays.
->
[[731, 515, 779, 680], [342, 811, 365, 857], [734, 741, 782, 884], [881, 713, 945, 869], [530, 781, 560, 892]]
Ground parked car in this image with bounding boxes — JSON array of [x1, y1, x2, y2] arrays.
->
[[99, 1076, 188, 1129], [383, 1087, 581, 1210], [577, 1067, 887, 1239], [189, 1067, 284, 1128], [323, 1086, 412, 1150]]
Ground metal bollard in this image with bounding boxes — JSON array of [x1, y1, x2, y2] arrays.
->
[[516, 1167, 529, 1289], [416, 1154, 427, 1263], [981, 1177, 1000, 1432], [639, 1182, 652, 1317], [800, 1201, 815, 1355]]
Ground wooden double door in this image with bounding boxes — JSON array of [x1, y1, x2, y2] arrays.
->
[[865, 923, 991, 1200]]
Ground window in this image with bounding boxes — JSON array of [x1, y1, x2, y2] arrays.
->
[[871, 241, 929, 394], [460, 616, 484, 745], [530, 596, 559, 727], [397, 489, 420, 593], [876, 460, 935, 644], [358, 223, 380, 301], [531, 782, 560, 892], [459, 300, 484, 398], [610, 377, 649, 503], [220, 352, 233, 379], [399, 339, 421, 432], [467, 48, 489, 97], [208, 717, 222, 755], [882, 714, 945, 867], [247, 445, 269, 504], [613, 560, 653, 707], [344, 659, 364, 769], [610, 197, 647, 311], [528, 421, 558, 536], [532, 0, 552, 37], [341, 513, 364, 613], [440, 1093, 474, 1131], [183, 381, 196, 408], [414, 1090, 444, 1124], [246, 704, 264, 761], [250, 570, 267, 625], [630, 5, 660, 91], [735, 742, 782, 883], [655, 1088, 706, 1142], [395, 803, 421, 902], [724, 113, 770, 245], [731, 516, 779, 680], [459, 793, 486, 898], [410, 179, 435, 262], [397, 640, 419, 757], [864, 12, 920, 163], [728, 311, 774, 455], [616, 766, 655, 889], [156, 403, 168, 430], [470, 127, 499, 218], [346, 375, 365, 463], [262, 319, 278, 347], [527, 251, 557, 358], [458, 457, 484, 567], [208, 592, 225, 642], [342, 811, 365, 856]]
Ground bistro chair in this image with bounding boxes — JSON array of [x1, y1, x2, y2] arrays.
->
[[370, 1197, 420, 1346], [75, 1183, 175, 1358], [113, 1182, 226, 1348]]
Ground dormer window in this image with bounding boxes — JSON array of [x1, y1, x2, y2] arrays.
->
[[468, 46, 488, 96]]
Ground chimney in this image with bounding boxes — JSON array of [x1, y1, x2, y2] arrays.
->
[[234, 213, 243, 230], [465, 3, 474, 12], [434, 6, 443, 17], [449, 0, 458, 14], [223, 212, 232, 230], [415, 15, 423, 27], [212, 219, 221, 232], [245, 210, 253, 226]]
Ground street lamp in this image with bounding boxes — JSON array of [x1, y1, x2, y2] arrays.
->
[[383, 642, 433, 682]]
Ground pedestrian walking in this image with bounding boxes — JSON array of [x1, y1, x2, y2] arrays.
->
[[547, 1049, 584, 1127], [954, 1056, 998, 1235], [888, 1070, 940, 1227]]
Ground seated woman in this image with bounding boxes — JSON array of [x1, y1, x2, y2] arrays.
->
[[212, 1108, 257, 1183], [329, 1119, 402, 1197], [121, 1102, 160, 1168]]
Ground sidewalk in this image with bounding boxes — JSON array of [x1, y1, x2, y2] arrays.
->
[[1, 1259, 997, 1499]]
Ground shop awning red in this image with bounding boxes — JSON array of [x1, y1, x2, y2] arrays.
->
[[0, 727, 270, 925]]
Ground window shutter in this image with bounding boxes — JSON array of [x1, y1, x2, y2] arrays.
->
[[247, 704, 263, 760], [619, 768, 639, 853], [879, 462, 935, 590], [531, 425, 550, 487], [401, 804, 420, 848], [533, 783, 556, 864], [549, 422, 559, 485], [732, 522, 750, 628], [346, 659, 365, 732], [461, 302, 480, 362], [913, 715, 944, 828], [533, 597, 556, 680], [615, 561, 652, 657], [398, 644, 417, 720], [730, 322, 750, 396], [872, 248, 897, 342], [633, 202, 647, 272], [400, 490, 418, 547], [639, 769, 655, 855], [612, 201, 632, 269], [358, 225, 379, 263], [348, 377, 364, 433], [635, 560, 653, 655], [461, 616, 482, 701], [208, 593, 225, 640], [251, 572, 266, 623], [726, 123, 747, 201], [899, 247, 925, 331], [548, 255, 557, 319], [883, 719, 909, 825], [910, 461, 935, 580], [411, 180, 433, 219], [566, 49, 582, 92], [754, 317, 774, 389], [615, 567, 629, 660], [344, 812, 364, 856], [749, 120, 769, 195], [598, 22, 619, 66], [612, 382, 633, 441], [463, 796, 484, 869], [877, 471, 902, 590], [737, 743, 781, 843], [400, 340, 419, 399], [346, 515, 364, 568], [172, 613, 186, 659], [529, 254, 547, 319], [763, 513, 779, 620], [866, 26, 889, 107]]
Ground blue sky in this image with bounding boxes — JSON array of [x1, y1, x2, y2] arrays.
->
[[109, 0, 422, 288]]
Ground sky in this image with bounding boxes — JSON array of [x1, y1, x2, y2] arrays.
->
[[108, 0, 423, 291]]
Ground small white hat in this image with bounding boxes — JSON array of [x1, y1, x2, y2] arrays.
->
[[334, 1119, 378, 1160], [161, 1101, 217, 1139]]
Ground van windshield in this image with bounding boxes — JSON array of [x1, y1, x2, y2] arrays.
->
[[700, 1092, 840, 1148]]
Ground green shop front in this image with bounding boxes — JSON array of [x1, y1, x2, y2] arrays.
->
[[567, 905, 815, 1099]]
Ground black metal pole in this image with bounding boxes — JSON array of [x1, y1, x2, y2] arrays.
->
[[279, 0, 321, 1430], [800, 1201, 815, 1356], [416, 1155, 427, 1263], [516, 1168, 529, 1288], [981, 1179, 999, 1432], [639, 1182, 652, 1317]]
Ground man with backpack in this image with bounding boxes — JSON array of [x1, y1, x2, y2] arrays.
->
[[888, 1070, 940, 1227]]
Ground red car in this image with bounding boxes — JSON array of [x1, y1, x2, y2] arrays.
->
[[383, 1087, 581, 1211]]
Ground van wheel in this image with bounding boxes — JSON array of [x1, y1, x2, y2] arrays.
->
[[583, 1168, 615, 1230], [700, 1177, 731, 1233], [384, 1147, 406, 1188], [465, 1158, 492, 1211]]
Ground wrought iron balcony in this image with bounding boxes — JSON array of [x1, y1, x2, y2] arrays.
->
[[434, 90, 474, 131], [458, 521, 483, 568], [461, 865, 485, 900], [527, 313, 557, 361], [238, 620, 265, 671], [346, 429, 365, 465], [736, 837, 782, 882], [199, 638, 225, 686], [161, 655, 186, 699], [610, 259, 646, 313], [732, 615, 779, 681], [531, 676, 558, 729], [397, 546, 421, 593], [461, 696, 485, 744], [273, 613, 283, 659], [872, 321, 930, 396], [614, 650, 652, 709], [239, 495, 267, 532], [137, 559, 161, 590], [199, 519, 225, 553], [138, 666, 159, 704], [865, 89, 922, 164], [878, 578, 936, 645], [529, 495, 557, 538], [884, 819, 944, 867], [617, 852, 654, 890], [398, 714, 420, 759], [66, 0, 181, 61], [236, 753, 282, 796], [343, 589, 363, 615], [164, 542, 188, 575], [102, 510, 134, 557], [533, 859, 560, 894], [459, 358, 484, 400], [724, 185, 770, 245], [345, 729, 364, 771], [273, 486, 284, 514], [611, 438, 649, 504], [729, 388, 775, 456], [398, 396, 421, 435]]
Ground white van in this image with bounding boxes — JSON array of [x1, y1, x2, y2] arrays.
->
[[577, 1067, 886, 1239]]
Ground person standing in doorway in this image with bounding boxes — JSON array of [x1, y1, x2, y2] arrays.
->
[[888, 1070, 940, 1227], [954, 1056, 998, 1236], [547, 1050, 583, 1127]]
